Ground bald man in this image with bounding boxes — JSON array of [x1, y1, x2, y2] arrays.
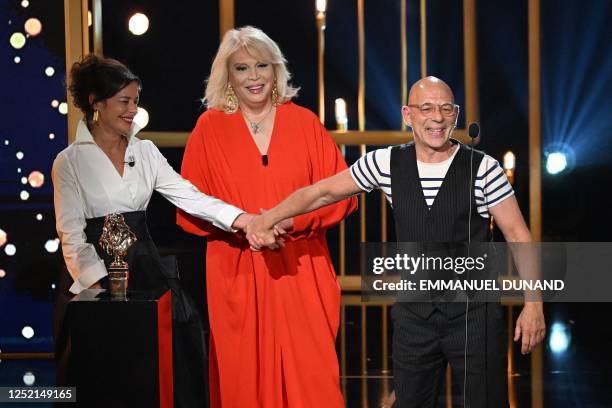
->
[[246, 77, 545, 407]]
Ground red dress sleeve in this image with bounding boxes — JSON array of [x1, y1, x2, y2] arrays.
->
[[176, 115, 218, 237], [290, 114, 358, 239]]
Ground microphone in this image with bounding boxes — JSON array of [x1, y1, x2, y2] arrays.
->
[[468, 122, 480, 139], [124, 155, 135, 167]]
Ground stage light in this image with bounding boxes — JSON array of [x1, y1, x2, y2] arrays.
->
[[316, 0, 327, 13], [335, 98, 348, 131], [45, 239, 60, 253], [36, 214, 43, 221], [10, 32, 26, 49], [503, 151, 515, 171], [129, 13, 149, 36], [544, 143, 575, 175], [51, 99, 59, 108], [49, 133, 55, 140], [549, 322, 570, 354], [0, 229, 6, 247], [24, 18, 42, 36], [23, 372, 35, 386], [20, 190, 30, 200], [0, 270, 5, 278], [14, 56, 21, 64], [58, 102, 68, 115], [5, 244, 16, 256], [16, 151, 24, 160], [22, 326, 34, 339], [546, 152, 567, 175], [45, 66, 55, 77], [134, 107, 149, 129], [28, 171, 44, 188]]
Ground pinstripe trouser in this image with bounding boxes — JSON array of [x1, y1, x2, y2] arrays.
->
[[392, 303, 509, 408]]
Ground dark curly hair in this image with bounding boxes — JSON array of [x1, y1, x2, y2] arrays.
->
[[68, 54, 141, 125]]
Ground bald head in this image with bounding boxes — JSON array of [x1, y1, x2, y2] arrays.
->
[[408, 76, 454, 104]]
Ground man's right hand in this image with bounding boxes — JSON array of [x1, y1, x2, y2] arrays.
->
[[245, 214, 281, 250]]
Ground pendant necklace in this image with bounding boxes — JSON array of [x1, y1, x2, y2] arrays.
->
[[241, 105, 274, 134]]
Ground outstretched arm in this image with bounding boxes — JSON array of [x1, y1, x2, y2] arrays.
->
[[246, 169, 361, 248], [490, 196, 546, 355]]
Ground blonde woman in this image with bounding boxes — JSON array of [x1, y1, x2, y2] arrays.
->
[[177, 26, 357, 407]]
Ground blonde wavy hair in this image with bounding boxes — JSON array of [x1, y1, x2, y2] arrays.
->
[[204, 26, 300, 112]]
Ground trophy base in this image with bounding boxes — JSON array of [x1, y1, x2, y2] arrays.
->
[[108, 268, 129, 300]]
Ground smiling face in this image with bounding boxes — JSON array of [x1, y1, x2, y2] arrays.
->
[[92, 81, 139, 136], [402, 77, 458, 155], [227, 47, 275, 111]]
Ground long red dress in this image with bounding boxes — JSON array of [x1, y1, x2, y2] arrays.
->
[[177, 102, 357, 408]]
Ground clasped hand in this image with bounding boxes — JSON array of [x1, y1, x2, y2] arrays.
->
[[235, 211, 290, 251], [246, 213, 290, 251]]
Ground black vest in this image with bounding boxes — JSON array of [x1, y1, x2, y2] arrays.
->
[[390, 141, 490, 318]]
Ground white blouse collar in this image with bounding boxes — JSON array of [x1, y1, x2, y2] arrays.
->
[[74, 119, 142, 145]]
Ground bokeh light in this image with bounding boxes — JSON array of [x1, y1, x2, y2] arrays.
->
[[36, 214, 43, 221], [16, 151, 24, 160], [0, 269, 6, 278], [549, 322, 571, 354], [51, 99, 59, 108], [5, 244, 16, 256], [45, 66, 55, 77], [316, 0, 327, 13], [24, 18, 42, 36], [17, 168, 21, 173], [134, 107, 149, 129], [58, 102, 68, 115], [9, 32, 26, 49], [20, 190, 30, 200], [21, 177, 27, 184], [49, 133, 55, 140], [22, 326, 34, 339], [28, 171, 44, 188], [14, 56, 21, 64], [0, 229, 6, 247], [128, 13, 149, 35], [503, 151, 516, 171], [334, 98, 347, 129], [45, 238, 60, 253], [23, 372, 35, 386], [21, 0, 29, 7]]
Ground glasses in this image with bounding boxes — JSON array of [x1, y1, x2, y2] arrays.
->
[[407, 103, 459, 117]]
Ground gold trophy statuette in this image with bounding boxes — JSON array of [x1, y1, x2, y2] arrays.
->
[[99, 213, 137, 299]]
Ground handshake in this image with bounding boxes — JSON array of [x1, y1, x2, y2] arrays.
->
[[233, 212, 290, 251]]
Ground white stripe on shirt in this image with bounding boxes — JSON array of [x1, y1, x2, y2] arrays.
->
[[349, 144, 514, 218]]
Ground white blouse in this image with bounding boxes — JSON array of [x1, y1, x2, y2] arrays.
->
[[53, 120, 244, 294]]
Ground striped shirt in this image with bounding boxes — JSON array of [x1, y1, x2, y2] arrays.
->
[[349, 144, 514, 218]]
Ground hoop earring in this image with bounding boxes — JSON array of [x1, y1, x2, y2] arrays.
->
[[224, 84, 238, 113], [271, 80, 280, 106], [92, 110, 99, 125]]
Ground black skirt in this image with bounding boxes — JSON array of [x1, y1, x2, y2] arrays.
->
[[53, 211, 209, 408]]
